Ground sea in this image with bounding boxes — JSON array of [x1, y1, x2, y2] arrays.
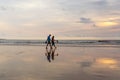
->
[[0, 39, 120, 47]]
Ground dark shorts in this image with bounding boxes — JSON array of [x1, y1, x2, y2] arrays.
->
[[52, 41, 55, 46], [47, 41, 51, 44]]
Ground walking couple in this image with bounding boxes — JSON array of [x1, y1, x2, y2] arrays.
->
[[46, 34, 58, 49]]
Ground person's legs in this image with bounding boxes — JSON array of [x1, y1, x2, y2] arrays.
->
[[53, 44, 56, 48], [54, 44, 56, 48], [46, 43, 48, 49], [49, 43, 52, 49], [52, 42, 56, 48], [46, 41, 52, 49]]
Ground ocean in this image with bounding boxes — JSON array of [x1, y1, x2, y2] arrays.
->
[[0, 39, 120, 47]]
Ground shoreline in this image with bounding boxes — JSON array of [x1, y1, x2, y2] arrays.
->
[[0, 44, 120, 47]]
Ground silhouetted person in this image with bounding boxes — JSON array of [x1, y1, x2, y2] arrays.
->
[[51, 36, 58, 48], [46, 34, 52, 49]]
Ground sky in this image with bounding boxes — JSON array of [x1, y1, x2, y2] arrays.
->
[[0, 0, 120, 40]]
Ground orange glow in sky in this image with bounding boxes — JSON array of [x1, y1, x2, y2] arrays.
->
[[97, 22, 118, 27]]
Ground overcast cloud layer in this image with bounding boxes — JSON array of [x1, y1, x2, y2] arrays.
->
[[0, 0, 120, 39]]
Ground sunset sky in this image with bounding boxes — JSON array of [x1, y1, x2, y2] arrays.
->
[[0, 0, 120, 39]]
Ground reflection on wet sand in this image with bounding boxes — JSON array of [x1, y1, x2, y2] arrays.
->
[[97, 58, 117, 65], [0, 46, 120, 80], [96, 58, 118, 69], [45, 48, 59, 62], [79, 57, 119, 70]]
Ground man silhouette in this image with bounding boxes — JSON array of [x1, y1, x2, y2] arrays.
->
[[46, 34, 52, 49]]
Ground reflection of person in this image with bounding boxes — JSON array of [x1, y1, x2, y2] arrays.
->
[[51, 48, 58, 60], [45, 48, 52, 62], [46, 34, 52, 49], [51, 36, 58, 48], [45, 48, 58, 62]]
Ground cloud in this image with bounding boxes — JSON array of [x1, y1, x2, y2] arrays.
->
[[92, 0, 108, 6], [80, 17, 93, 24], [89, 0, 108, 10], [0, 6, 7, 11], [93, 24, 97, 27], [108, 18, 120, 22], [0, 5, 14, 11], [96, 21, 118, 27], [94, 17, 120, 27], [79, 17, 97, 27], [0, 0, 120, 39], [79, 17, 120, 28]]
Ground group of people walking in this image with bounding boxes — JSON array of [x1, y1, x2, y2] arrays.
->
[[45, 34, 59, 62], [46, 34, 58, 49]]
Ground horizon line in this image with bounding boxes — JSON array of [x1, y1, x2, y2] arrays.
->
[[1, 37, 120, 40]]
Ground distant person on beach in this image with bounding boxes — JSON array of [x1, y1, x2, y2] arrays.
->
[[51, 36, 58, 48], [46, 34, 52, 49]]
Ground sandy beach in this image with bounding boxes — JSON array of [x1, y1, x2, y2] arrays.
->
[[0, 45, 120, 80]]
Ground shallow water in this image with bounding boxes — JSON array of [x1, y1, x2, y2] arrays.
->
[[0, 45, 120, 80]]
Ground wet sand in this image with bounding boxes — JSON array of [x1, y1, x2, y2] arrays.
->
[[0, 45, 120, 80]]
